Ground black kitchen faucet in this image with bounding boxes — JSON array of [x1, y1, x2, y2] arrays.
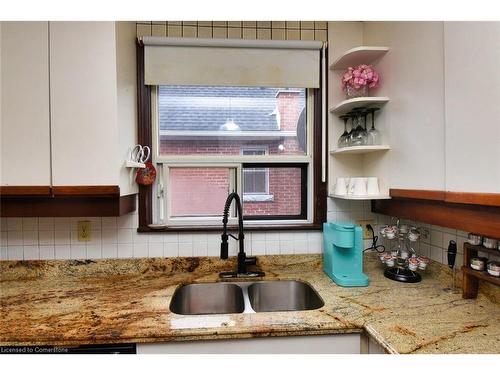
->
[[219, 192, 265, 278]]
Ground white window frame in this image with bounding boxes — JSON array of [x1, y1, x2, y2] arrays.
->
[[151, 86, 314, 227]]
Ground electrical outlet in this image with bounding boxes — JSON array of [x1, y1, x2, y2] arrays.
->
[[356, 219, 375, 239], [77, 221, 91, 242]]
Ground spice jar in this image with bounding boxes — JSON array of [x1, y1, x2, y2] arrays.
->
[[470, 257, 487, 271], [487, 261, 500, 277]]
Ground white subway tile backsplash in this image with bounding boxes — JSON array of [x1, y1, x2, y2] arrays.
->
[[148, 234, 163, 243], [164, 233, 179, 243], [293, 240, 309, 254], [70, 231, 80, 245], [7, 218, 23, 231], [132, 232, 148, 244], [117, 229, 133, 244], [178, 242, 193, 257], [23, 231, 39, 246], [8, 246, 24, 260], [266, 240, 280, 253], [118, 213, 138, 229], [178, 233, 193, 243], [55, 230, 71, 245], [7, 231, 23, 246], [0, 196, 479, 271], [23, 245, 40, 260], [54, 218, 70, 230], [430, 245, 443, 263], [102, 229, 118, 244], [102, 244, 118, 259], [133, 243, 148, 258], [70, 245, 86, 259], [39, 231, 55, 245], [87, 245, 102, 259], [117, 244, 133, 258], [279, 240, 295, 254], [22, 218, 38, 231], [251, 240, 266, 255], [0, 217, 7, 231], [38, 217, 54, 231], [164, 242, 179, 257], [193, 241, 208, 256], [148, 243, 163, 257], [430, 230, 443, 247], [101, 217, 117, 229], [207, 241, 219, 257], [55, 245, 71, 259]]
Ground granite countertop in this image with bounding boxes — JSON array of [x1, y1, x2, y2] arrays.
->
[[0, 253, 499, 353]]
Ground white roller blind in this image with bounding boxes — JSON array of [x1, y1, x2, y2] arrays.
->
[[143, 37, 322, 88]]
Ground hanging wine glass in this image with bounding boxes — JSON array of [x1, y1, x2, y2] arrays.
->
[[346, 111, 356, 147], [337, 115, 350, 148], [367, 108, 381, 145], [350, 108, 367, 146]]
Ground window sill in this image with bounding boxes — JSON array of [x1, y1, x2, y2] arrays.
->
[[243, 194, 274, 202], [138, 223, 322, 233]]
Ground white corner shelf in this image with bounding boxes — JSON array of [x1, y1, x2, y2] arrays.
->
[[330, 145, 391, 155], [330, 46, 389, 70], [329, 97, 390, 115], [329, 194, 392, 200]]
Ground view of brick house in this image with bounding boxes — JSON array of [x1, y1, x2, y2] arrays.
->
[[158, 86, 306, 217]]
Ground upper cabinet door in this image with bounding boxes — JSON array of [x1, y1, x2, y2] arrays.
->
[[444, 22, 500, 193], [49, 22, 119, 186], [1, 22, 51, 186]]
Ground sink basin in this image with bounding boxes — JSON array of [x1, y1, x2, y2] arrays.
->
[[169, 283, 244, 315], [247, 280, 324, 312]]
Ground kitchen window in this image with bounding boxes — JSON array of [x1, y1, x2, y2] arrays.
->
[[152, 85, 311, 225], [137, 37, 326, 230]]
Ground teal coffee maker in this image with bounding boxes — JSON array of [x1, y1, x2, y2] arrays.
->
[[323, 222, 369, 287]]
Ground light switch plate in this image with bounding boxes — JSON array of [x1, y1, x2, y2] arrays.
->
[[355, 219, 375, 239], [77, 221, 91, 242]]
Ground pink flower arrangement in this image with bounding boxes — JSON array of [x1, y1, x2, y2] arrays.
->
[[341, 64, 380, 92]]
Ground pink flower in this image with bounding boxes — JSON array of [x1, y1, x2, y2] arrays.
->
[[340, 64, 380, 92]]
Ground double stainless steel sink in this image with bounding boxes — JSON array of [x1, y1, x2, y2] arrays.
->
[[170, 280, 324, 315]]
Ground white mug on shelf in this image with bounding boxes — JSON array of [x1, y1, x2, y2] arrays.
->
[[352, 177, 368, 196], [347, 177, 356, 195], [334, 177, 348, 196], [366, 177, 380, 196]]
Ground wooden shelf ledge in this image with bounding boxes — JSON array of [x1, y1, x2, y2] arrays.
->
[[1, 185, 136, 217], [389, 189, 500, 207]]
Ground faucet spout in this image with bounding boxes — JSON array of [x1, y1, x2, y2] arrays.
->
[[220, 192, 264, 278]]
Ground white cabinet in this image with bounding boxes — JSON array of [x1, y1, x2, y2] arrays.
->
[[1, 22, 51, 186], [1, 22, 138, 196], [362, 21, 446, 192], [137, 334, 361, 354], [49, 22, 120, 187], [444, 22, 500, 193]]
